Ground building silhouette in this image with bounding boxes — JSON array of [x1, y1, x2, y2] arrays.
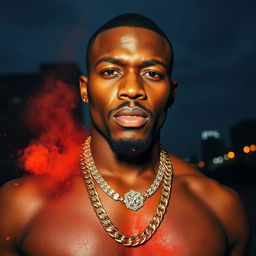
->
[[231, 119, 256, 159], [201, 130, 227, 166]]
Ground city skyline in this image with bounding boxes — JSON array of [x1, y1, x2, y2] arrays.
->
[[1, 64, 255, 163], [1, 0, 256, 158]]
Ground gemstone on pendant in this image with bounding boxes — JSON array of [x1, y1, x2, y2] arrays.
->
[[124, 190, 144, 211], [103, 187, 109, 192], [108, 189, 115, 196], [113, 193, 119, 200]]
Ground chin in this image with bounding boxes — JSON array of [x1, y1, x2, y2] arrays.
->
[[107, 136, 152, 157]]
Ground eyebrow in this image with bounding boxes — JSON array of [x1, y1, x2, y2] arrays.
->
[[94, 57, 169, 71], [95, 57, 124, 68], [140, 59, 168, 71]]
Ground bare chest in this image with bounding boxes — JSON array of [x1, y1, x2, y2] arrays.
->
[[20, 186, 228, 256]]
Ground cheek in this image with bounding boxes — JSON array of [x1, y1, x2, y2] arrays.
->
[[88, 77, 117, 105], [87, 81, 117, 123], [149, 86, 171, 113], [149, 87, 171, 128]]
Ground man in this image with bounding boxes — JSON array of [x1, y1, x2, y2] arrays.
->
[[0, 13, 250, 255]]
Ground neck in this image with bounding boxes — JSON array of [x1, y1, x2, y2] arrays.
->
[[89, 129, 161, 180]]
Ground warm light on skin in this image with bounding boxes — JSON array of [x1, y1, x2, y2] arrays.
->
[[119, 34, 138, 52], [198, 161, 205, 168], [81, 27, 174, 145], [250, 144, 256, 151], [227, 151, 235, 159], [243, 146, 250, 153]]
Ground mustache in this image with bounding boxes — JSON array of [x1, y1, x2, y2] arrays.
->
[[108, 101, 153, 119]]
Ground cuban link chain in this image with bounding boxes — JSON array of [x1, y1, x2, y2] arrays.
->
[[80, 139, 173, 247]]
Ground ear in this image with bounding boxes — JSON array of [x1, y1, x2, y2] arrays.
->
[[79, 75, 89, 104], [167, 80, 178, 108]]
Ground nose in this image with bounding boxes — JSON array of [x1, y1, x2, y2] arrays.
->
[[117, 71, 146, 100]]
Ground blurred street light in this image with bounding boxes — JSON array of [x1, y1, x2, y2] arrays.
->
[[243, 146, 250, 153], [250, 144, 256, 152], [227, 151, 235, 159]]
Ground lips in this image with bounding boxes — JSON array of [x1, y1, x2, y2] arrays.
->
[[113, 107, 149, 128]]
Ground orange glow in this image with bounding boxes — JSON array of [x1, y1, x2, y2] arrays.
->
[[250, 144, 256, 152], [227, 151, 235, 159], [243, 146, 250, 153], [18, 78, 87, 181], [122, 212, 181, 255], [198, 161, 205, 168]]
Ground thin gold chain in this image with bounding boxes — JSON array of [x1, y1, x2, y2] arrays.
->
[[80, 138, 173, 247]]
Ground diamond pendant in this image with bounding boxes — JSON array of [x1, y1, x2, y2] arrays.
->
[[124, 190, 144, 211]]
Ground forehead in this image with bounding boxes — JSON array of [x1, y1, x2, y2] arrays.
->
[[88, 27, 172, 69]]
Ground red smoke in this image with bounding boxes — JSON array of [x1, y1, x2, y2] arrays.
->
[[122, 211, 180, 255], [19, 77, 86, 181]]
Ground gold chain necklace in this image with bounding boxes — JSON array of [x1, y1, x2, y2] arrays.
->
[[83, 136, 165, 211], [80, 138, 173, 247]]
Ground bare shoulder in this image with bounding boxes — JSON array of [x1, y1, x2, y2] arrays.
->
[[170, 154, 251, 255], [0, 175, 49, 212], [0, 175, 49, 253], [170, 154, 245, 209]]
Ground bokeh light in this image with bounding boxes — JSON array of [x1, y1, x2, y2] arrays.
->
[[198, 161, 205, 168], [250, 144, 256, 152], [227, 151, 235, 159], [223, 154, 229, 160], [243, 146, 250, 153]]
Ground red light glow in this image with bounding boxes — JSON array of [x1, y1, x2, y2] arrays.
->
[[121, 211, 180, 255], [5, 236, 11, 241], [198, 161, 205, 168], [18, 78, 86, 181]]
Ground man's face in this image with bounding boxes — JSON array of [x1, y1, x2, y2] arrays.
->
[[80, 27, 175, 152]]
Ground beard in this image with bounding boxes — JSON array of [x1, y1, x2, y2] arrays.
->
[[107, 136, 152, 158]]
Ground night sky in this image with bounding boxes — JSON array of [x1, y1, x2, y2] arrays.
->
[[1, 0, 256, 159]]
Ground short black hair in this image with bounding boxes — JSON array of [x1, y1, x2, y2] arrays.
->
[[86, 13, 173, 74]]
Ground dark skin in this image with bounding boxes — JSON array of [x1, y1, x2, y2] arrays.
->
[[0, 27, 250, 255]]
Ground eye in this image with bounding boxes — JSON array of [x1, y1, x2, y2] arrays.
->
[[100, 69, 120, 78], [144, 71, 163, 80]]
